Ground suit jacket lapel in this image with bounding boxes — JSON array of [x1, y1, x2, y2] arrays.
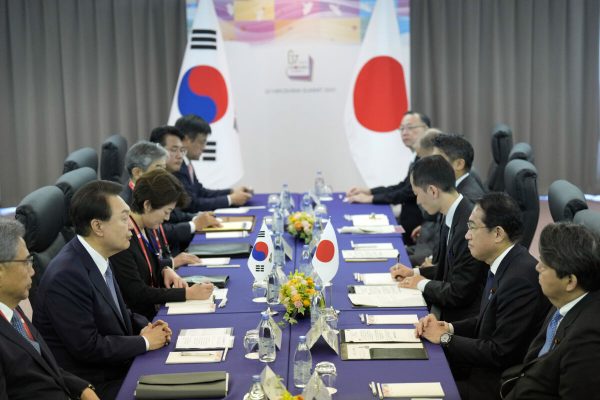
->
[[73, 239, 128, 331]]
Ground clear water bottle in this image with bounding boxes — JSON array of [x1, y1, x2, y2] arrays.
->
[[293, 336, 313, 388], [309, 219, 322, 253], [310, 285, 325, 327], [314, 171, 325, 198], [301, 192, 313, 214], [280, 183, 292, 214], [298, 245, 312, 275], [258, 312, 276, 362], [272, 206, 284, 235], [273, 233, 285, 266], [245, 375, 266, 400], [266, 266, 281, 305]]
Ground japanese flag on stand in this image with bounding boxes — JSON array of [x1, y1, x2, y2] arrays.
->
[[343, 0, 411, 187], [168, 0, 243, 188], [247, 221, 274, 281], [312, 220, 339, 284]]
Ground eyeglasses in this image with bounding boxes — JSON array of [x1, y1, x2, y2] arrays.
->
[[466, 221, 489, 231], [0, 255, 34, 267], [399, 124, 425, 132], [167, 147, 187, 156]]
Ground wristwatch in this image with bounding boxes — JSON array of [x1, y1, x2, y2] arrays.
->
[[440, 332, 453, 347]]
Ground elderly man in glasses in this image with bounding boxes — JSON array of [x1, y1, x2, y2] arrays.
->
[[0, 218, 98, 400]]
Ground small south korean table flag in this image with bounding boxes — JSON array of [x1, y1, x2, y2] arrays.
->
[[247, 221, 274, 281]]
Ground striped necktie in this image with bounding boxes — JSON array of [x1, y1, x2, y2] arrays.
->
[[105, 265, 124, 321]]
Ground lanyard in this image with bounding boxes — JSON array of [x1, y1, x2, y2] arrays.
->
[[0, 309, 35, 341], [129, 216, 155, 286], [153, 225, 171, 257], [128, 179, 135, 191]]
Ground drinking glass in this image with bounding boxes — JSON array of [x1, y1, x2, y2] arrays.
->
[[252, 280, 267, 303], [267, 194, 280, 212], [315, 361, 337, 394], [243, 329, 259, 359]]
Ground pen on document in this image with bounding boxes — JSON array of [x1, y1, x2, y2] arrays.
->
[[179, 351, 217, 357], [377, 382, 384, 399], [222, 346, 229, 361]]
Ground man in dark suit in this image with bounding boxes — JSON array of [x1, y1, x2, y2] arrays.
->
[[414, 193, 550, 400], [121, 140, 220, 258], [500, 222, 600, 400], [346, 111, 432, 244], [150, 120, 251, 212], [432, 133, 486, 203], [33, 181, 172, 399], [0, 218, 98, 400], [390, 155, 488, 322]]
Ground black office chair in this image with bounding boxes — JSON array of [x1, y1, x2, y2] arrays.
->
[[55, 167, 97, 240], [15, 186, 67, 307], [504, 159, 539, 250], [486, 124, 513, 191], [63, 147, 98, 174], [548, 179, 588, 222], [100, 134, 128, 182], [508, 142, 534, 163], [573, 209, 600, 236]]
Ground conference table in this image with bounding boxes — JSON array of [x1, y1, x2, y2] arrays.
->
[[116, 193, 460, 400]]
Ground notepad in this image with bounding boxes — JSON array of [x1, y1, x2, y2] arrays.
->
[[381, 382, 444, 398], [342, 249, 399, 260], [358, 273, 398, 285], [340, 328, 420, 343], [199, 216, 255, 232], [350, 214, 390, 226], [348, 286, 427, 307], [338, 225, 398, 234], [175, 328, 234, 350], [340, 343, 427, 360], [205, 231, 249, 239], [366, 314, 419, 325], [165, 299, 216, 315]]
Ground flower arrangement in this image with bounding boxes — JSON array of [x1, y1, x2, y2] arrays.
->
[[287, 212, 315, 244], [279, 272, 315, 324], [281, 392, 304, 400]]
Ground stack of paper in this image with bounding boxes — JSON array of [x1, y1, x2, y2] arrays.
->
[[365, 314, 419, 325], [348, 286, 427, 307], [351, 242, 394, 249], [175, 327, 234, 350], [342, 249, 399, 261], [381, 382, 444, 398], [165, 299, 216, 315], [357, 273, 398, 285], [350, 214, 390, 226], [338, 225, 398, 234], [166, 350, 224, 364], [339, 329, 427, 361]]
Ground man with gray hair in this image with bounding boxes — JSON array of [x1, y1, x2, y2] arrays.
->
[[121, 141, 220, 261], [0, 218, 98, 399]]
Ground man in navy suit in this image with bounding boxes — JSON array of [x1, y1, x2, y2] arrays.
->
[[150, 120, 251, 212], [414, 193, 550, 400], [33, 181, 172, 399], [500, 223, 600, 399], [390, 155, 488, 322], [0, 218, 98, 400]]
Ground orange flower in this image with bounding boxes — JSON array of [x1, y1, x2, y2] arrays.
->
[[303, 299, 310, 307]]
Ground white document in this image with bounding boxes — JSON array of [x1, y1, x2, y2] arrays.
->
[[213, 207, 249, 214], [342, 328, 420, 343], [366, 314, 420, 325], [175, 334, 234, 350], [344, 343, 424, 360], [179, 327, 232, 336], [205, 231, 248, 239], [359, 273, 398, 285], [188, 257, 231, 266], [348, 287, 427, 308], [351, 214, 390, 226], [165, 298, 213, 307], [166, 302, 216, 315], [210, 221, 252, 231], [381, 382, 445, 398], [338, 225, 396, 234], [166, 350, 223, 364], [342, 249, 399, 260], [213, 288, 228, 300], [351, 242, 394, 249]]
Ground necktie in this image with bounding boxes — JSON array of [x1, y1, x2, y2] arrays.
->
[[538, 310, 563, 357], [188, 163, 195, 184], [105, 265, 124, 321], [479, 270, 495, 313], [11, 312, 41, 354]]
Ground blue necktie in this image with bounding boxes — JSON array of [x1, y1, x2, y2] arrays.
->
[[11, 312, 41, 354], [479, 270, 495, 313], [105, 265, 124, 321], [538, 310, 563, 356]]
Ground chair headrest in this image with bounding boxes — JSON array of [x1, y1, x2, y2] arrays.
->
[[56, 167, 98, 225], [63, 147, 98, 174], [491, 124, 513, 164], [573, 210, 600, 236], [508, 142, 534, 163], [504, 159, 538, 208], [548, 180, 588, 222], [100, 134, 128, 182], [15, 186, 65, 252]]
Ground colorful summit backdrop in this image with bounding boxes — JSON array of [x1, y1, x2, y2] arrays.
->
[[183, 0, 410, 191]]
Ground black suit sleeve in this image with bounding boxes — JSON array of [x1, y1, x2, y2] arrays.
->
[[111, 241, 186, 310], [448, 274, 545, 369], [160, 222, 193, 255], [173, 170, 231, 212], [371, 177, 416, 205]]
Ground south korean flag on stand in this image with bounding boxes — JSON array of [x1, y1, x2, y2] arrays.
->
[[168, 0, 243, 188], [247, 221, 274, 282]]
